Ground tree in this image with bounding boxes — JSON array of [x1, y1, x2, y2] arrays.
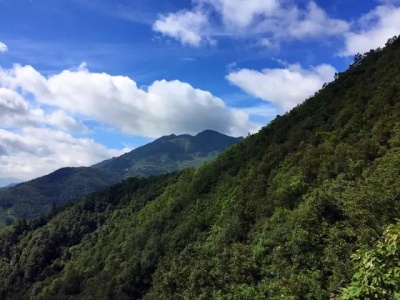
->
[[337, 221, 400, 299], [352, 53, 364, 67]]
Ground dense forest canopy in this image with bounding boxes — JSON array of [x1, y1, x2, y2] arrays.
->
[[1, 36, 400, 299]]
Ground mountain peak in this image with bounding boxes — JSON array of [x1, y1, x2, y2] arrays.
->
[[155, 130, 229, 141], [154, 133, 178, 142], [195, 129, 226, 137], [90, 130, 243, 179]]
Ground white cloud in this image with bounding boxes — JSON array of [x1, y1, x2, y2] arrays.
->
[[0, 127, 127, 180], [0, 86, 87, 132], [0, 88, 29, 116], [282, 2, 349, 39], [227, 63, 336, 111], [153, 0, 349, 46], [341, 5, 400, 56], [46, 110, 89, 133], [203, 0, 279, 28], [153, 9, 212, 46], [0, 42, 7, 53], [0, 87, 46, 127], [0, 64, 256, 137], [242, 104, 279, 117]]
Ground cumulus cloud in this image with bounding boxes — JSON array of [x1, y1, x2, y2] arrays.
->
[[0, 127, 127, 180], [203, 0, 279, 28], [0, 64, 256, 137], [153, 0, 349, 46], [0, 42, 7, 53], [0, 86, 87, 132], [46, 110, 89, 133], [153, 9, 212, 46], [227, 63, 336, 111], [0, 87, 46, 127], [281, 2, 349, 39], [341, 5, 400, 56], [0, 88, 30, 117]]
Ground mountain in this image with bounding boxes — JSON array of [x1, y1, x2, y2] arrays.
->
[[0, 130, 242, 226], [1, 37, 400, 299], [94, 129, 243, 177], [0, 178, 22, 188], [0, 167, 122, 226], [4, 183, 20, 188]]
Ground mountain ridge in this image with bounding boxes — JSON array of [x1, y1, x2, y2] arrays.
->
[[0, 130, 242, 226], [94, 129, 243, 176]]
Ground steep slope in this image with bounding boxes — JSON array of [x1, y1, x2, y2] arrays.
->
[[1, 36, 400, 299], [94, 129, 243, 177], [0, 131, 241, 226]]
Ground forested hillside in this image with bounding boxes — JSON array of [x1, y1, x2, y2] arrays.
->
[[1, 36, 400, 299], [0, 167, 122, 226], [0, 130, 241, 227], [94, 130, 243, 178]]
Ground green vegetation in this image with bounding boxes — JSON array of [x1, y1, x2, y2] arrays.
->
[[0, 130, 241, 226], [94, 129, 242, 178], [0, 36, 400, 299], [338, 220, 400, 299], [0, 167, 121, 227]]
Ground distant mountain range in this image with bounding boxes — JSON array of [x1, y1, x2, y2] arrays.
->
[[4, 183, 21, 188], [0, 130, 242, 226], [0, 178, 22, 188]]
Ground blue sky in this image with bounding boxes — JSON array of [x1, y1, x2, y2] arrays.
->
[[0, 0, 400, 180]]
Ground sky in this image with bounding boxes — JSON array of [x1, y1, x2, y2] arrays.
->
[[0, 0, 400, 180]]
